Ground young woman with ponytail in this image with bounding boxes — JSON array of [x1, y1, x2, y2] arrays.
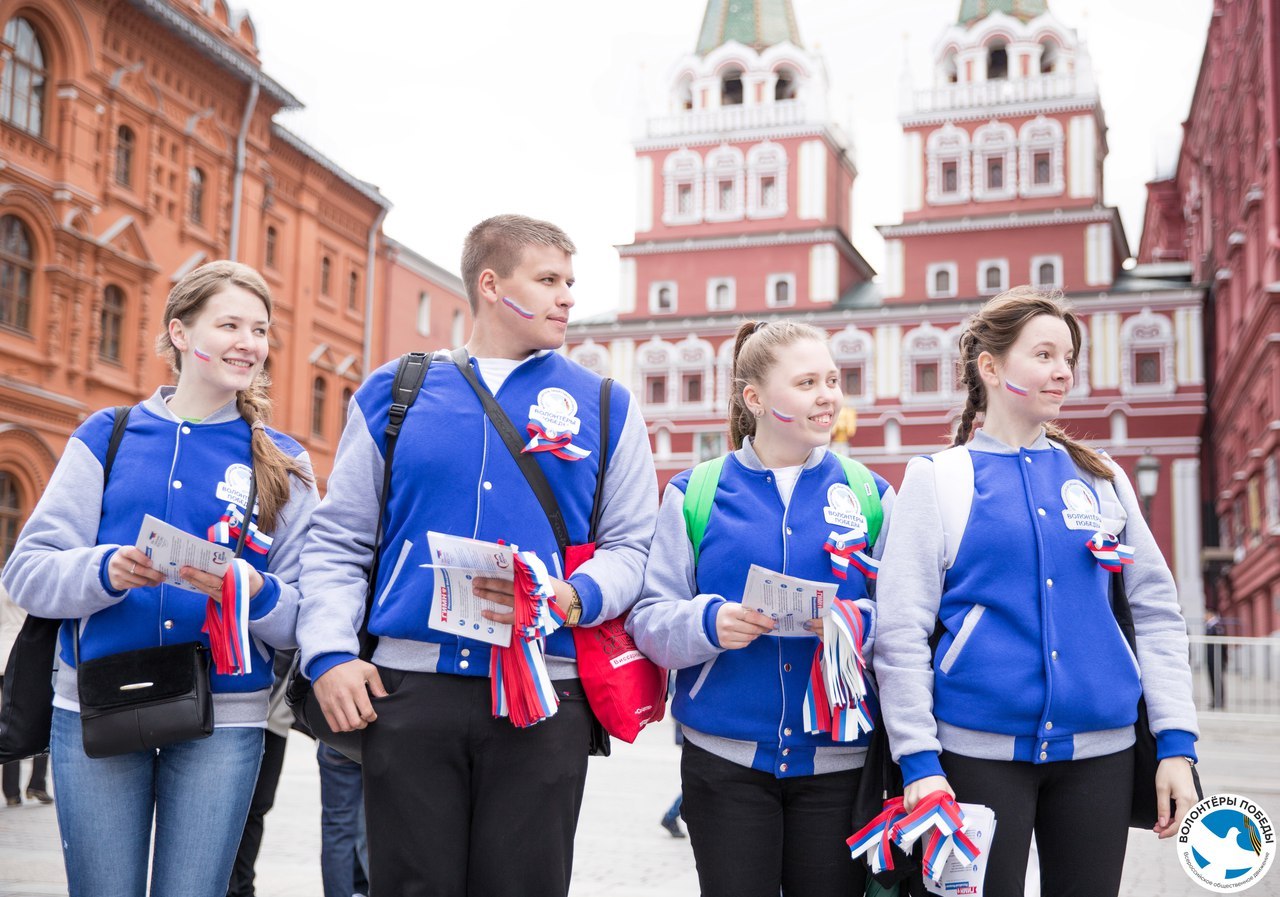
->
[[2, 261, 318, 896], [874, 287, 1199, 896], [628, 320, 895, 897]]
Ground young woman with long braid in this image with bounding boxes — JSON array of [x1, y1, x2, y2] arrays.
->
[[874, 287, 1199, 897], [629, 320, 894, 897], [2, 261, 318, 897]]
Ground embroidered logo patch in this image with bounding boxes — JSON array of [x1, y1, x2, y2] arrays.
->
[[1060, 479, 1103, 532], [216, 463, 254, 508], [824, 483, 867, 533]]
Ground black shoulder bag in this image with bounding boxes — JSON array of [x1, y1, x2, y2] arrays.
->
[[75, 409, 266, 759], [286, 351, 431, 763], [1110, 570, 1204, 829], [0, 405, 132, 762]]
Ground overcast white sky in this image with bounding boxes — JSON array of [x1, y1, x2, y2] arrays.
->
[[249, 0, 1213, 316]]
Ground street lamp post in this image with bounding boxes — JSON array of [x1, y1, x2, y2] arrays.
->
[[1135, 451, 1160, 521]]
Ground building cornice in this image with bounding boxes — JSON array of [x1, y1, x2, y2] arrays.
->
[[877, 206, 1120, 239], [125, 0, 301, 109], [270, 126, 390, 210], [900, 96, 1099, 129], [635, 125, 854, 177], [618, 227, 873, 278]]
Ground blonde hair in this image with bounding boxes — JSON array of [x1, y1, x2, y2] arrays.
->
[[727, 319, 830, 450], [157, 260, 312, 531], [954, 286, 1112, 480], [460, 214, 577, 314]]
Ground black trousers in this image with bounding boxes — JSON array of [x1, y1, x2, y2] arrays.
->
[[0, 675, 48, 799], [226, 729, 289, 897], [362, 669, 592, 897], [680, 740, 866, 897], [941, 749, 1133, 897]]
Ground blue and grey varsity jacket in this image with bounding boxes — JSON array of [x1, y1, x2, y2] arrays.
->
[[875, 430, 1198, 785], [627, 440, 895, 778], [297, 350, 658, 682], [1, 388, 318, 727]]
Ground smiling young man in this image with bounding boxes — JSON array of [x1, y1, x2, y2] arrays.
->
[[296, 214, 658, 895]]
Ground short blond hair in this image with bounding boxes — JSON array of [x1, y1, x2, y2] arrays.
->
[[460, 214, 576, 313]]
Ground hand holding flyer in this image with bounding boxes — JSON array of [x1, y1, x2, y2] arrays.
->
[[135, 514, 232, 593], [740, 564, 839, 636], [421, 532, 517, 647]]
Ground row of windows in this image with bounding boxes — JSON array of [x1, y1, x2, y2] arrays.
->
[[415, 292, 468, 343], [926, 256, 1062, 299], [926, 119, 1065, 205], [647, 274, 796, 315], [663, 143, 787, 225]]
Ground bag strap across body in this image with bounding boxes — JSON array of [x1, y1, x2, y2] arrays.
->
[[74, 406, 259, 667], [353, 351, 432, 659], [449, 347, 613, 559]]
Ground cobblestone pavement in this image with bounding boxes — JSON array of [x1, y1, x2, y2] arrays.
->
[[2, 714, 1276, 896]]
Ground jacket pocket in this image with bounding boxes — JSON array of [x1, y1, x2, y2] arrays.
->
[[687, 655, 718, 699], [938, 604, 986, 675], [376, 539, 414, 607]]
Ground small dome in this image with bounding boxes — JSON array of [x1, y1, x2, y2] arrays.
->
[[957, 0, 1049, 26], [696, 0, 802, 56]]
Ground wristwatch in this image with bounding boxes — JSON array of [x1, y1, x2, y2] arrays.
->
[[562, 583, 583, 627]]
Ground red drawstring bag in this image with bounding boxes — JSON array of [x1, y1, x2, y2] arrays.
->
[[566, 543, 666, 743]]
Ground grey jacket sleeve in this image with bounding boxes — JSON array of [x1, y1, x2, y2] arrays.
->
[[871, 458, 947, 764], [1108, 460, 1199, 739], [859, 484, 897, 666], [296, 402, 384, 673], [626, 481, 726, 670], [248, 452, 321, 650], [569, 397, 658, 626], [1, 437, 127, 619]]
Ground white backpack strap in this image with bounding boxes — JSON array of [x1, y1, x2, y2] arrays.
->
[[931, 445, 974, 570]]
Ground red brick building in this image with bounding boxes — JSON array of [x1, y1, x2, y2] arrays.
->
[[0, 0, 467, 569], [1138, 0, 1280, 637], [569, 0, 1210, 627]]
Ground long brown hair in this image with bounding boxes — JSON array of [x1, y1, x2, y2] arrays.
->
[[157, 260, 312, 531], [954, 286, 1112, 480], [727, 319, 829, 450]]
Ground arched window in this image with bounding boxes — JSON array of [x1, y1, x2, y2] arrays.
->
[[1019, 117, 1065, 197], [348, 271, 359, 310], [663, 148, 703, 225], [774, 68, 797, 102], [417, 292, 431, 336], [115, 126, 135, 188], [1, 17, 48, 136], [720, 67, 744, 106], [311, 376, 327, 438], [934, 267, 951, 296], [747, 141, 788, 218], [0, 215, 34, 333], [927, 124, 970, 204], [675, 74, 693, 111], [341, 386, 354, 429], [100, 285, 126, 363], [265, 226, 277, 268], [1039, 41, 1059, 74], [704, 144, 745, 222], [987, 42, 1008, 80], [188, 167, 206, 225], [320, 256, 331, 296], [0, 470, 22, 565], [978, 260, 1007, 294]]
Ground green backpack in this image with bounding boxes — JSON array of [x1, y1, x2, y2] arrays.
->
[[682, 453, 884, 563]]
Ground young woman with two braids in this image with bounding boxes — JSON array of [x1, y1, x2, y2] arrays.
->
[[874, 287, 1200, 896]]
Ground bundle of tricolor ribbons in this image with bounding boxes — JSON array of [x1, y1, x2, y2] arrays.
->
[[204, 558, 254, 676], [202, 506, 274, 676], [1087, 531, 1134, 572], [490, 549, 564, 728], [802, 597, 874, 741], [847, 792, 981, 883]]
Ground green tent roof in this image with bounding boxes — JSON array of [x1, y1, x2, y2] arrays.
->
[[695, 0, 801, 55], [957, 0, 1049, 26]]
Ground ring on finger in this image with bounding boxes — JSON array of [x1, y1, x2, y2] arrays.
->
[[130, 562, 137, 575]]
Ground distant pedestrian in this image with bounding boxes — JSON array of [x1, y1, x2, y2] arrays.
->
[[1, 590, 52, 807], [1204, 612, 1228, 709]]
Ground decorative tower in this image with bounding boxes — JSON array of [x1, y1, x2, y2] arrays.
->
[[878, 0, 1126, 301], [617, 0, 873, 325]]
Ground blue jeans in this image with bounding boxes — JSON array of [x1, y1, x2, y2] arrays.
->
[[50, 707, 264, 897], [316, 743, 368, 897]]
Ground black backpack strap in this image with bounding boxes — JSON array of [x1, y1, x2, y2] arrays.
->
[[449, 347, 571, 558], [355, 352, 431, 657], [589, 378, 613, 543], [103, 406, 132, 485]]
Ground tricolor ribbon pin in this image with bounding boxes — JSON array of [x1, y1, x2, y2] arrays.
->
[[1087, 531, 1134, 572], [823, 529, 878, 581], [522, 423, 592, 461]]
